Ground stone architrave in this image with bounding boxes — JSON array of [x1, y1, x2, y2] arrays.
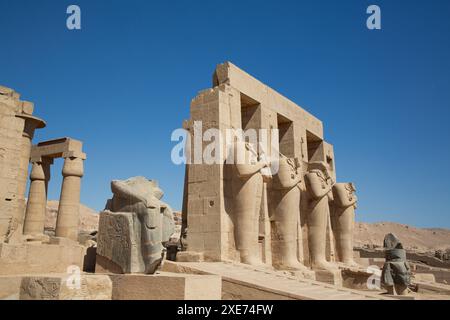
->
[[331, 182, 358, 267], [96, 177, 175, 274]]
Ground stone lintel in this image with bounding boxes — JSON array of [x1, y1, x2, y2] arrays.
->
[[31, 137, 86, 161]]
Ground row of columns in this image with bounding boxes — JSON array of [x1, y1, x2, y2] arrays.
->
[[23, 156, 84, 241]]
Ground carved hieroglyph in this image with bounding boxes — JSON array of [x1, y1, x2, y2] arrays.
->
[[305, 161, 337, 271], [96, 177, 175, 274], [331, 183, 358, 266]]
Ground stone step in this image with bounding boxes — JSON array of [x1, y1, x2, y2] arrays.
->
[[163, 261, 393, 300]]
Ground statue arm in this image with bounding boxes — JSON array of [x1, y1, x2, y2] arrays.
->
[[305, 174, 332, 199], [235, 161, 265, 178], [279, 173, 302, 189]]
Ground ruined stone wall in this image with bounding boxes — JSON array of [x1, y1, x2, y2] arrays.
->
[[184, 63, 338, 265], [0, 87, 28, 241]]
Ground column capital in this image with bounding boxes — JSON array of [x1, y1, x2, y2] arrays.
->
[[29, 162, 46, 181], [62, 156, 84, 178]]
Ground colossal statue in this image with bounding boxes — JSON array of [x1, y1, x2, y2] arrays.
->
[[270, 154, 307, 271], [305, 161, 336, 271], [97, 177, 175, 274], [331, 182, 358, 267], [231, 140, 270, 266], [381, 233, 411, 295]]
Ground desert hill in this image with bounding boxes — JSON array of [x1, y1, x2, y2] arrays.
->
[[354, 221, 450, 252]]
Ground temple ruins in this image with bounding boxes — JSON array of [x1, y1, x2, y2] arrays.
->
[[0, 64, 445, 300], [180, 62, 354, 280]]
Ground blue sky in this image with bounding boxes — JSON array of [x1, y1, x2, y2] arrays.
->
[[1, 0, 449, 228]]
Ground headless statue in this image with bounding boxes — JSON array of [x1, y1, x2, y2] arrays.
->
[[270, 154, 307, 271], [381, 233, 411, 295], [305, 161, 336, 271], [331, 183, 358, 267], [231, 140, 270, 266]]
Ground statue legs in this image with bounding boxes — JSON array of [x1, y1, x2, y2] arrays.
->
[[272, 188, 307, 270], [234, 174, 263, 266], [333, 206, 357, 266], [308, 197, 335, 271]]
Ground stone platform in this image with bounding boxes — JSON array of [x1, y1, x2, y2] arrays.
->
[[0, 240, 86, 275], [162, 261, 394, 300], [104, 272, 221, 300], [0, 273, 112, 300]]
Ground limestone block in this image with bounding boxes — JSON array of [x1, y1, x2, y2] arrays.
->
[[413, 273, 436, 283], [106, 272, 221, 300], [96, 211, 140, 273], [0, 274, 112, 300], [176, 251, 204, 262], [0, 242, 85, 275], [20, 101, 34, 115], [314, 269, 343, 286]]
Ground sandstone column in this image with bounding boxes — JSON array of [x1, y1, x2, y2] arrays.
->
[[55, 156, 84, 240], [14, 114, 45, 233], [23, 162, 47, 235]]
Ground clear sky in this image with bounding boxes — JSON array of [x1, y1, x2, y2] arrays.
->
[[1, 0, 449, 228]]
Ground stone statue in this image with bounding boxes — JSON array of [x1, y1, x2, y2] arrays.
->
[[231, 140, 270, 266], [270, 154, 307, 271], [381, 233, 411, 295], [97, 177, 175, 274], [305, 161, 336, 271], [331, 182, 358, 267]]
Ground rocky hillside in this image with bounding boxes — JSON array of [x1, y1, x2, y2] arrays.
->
[[354, 221, 450, 252], [45, 200, 99, 233]]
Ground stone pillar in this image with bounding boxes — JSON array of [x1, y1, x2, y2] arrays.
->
[[14, 114, 45, 233], [23, 162, 47, 235], [55, 156, 84, 241]]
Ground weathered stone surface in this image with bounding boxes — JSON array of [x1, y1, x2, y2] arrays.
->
[[0, 86, 45, 243], [0, 274, 112, 300], [106, 272, 221, 300], [181, 63, 345, 276], [0, 241, 85, 275], [96, 177, 175, 274], [381, 234, 412, 295]]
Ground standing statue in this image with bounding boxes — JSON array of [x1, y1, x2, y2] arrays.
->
[[270, 154, 307, 271], [331, 182, 358, 267], [96, 177, 175, 274], [305, 161, 336, 271], [381, 233, 411, 295], [231, 140, 270, 266]]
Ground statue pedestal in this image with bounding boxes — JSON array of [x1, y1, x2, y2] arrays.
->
[[0, 241, 85, 276], [0, 273, 112, 300], [314, 269, 343, 286], [105, 272, 222, 300], [340, 266, 378, 290], [176, 251, 204, 262]]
